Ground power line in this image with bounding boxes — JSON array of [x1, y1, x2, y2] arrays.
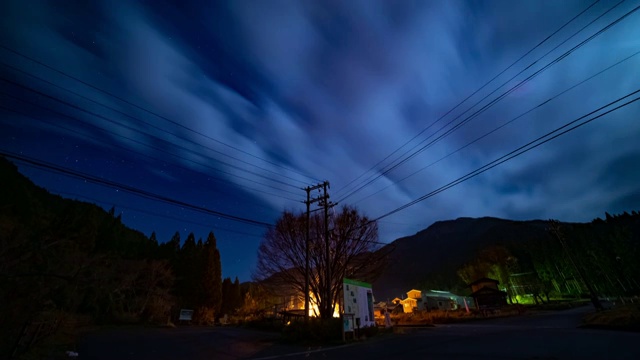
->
[[0, 59, 310, 187], [0, 75, 301, 190], [0, 44, 322, 184], [338, 0, 631, 203], [334, 0, 603, 198], [353, 47, 640, 205], [50, 190, 265, 239], [338, 0, 623, 200], [0, 151, 275, 228], [0, 101, 302, 202], [0, 85, 308, 201], [337, 0, 632, 203], [373, 88, 640, 221]]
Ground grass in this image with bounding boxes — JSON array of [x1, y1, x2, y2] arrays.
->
[[378, 304, 554, 326], [17, 313, 92, 360], [582, 303, 640, 332], [395, 309, 476, 325], [528, 299, 590, 311], [16, 313, 181, 359], [372, 300, 599, 329]]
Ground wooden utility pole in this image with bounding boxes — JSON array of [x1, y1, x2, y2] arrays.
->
[[303, 182, 326, 322], [322, 181, 331, 319]]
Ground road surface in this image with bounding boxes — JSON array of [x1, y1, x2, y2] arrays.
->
[[80, 306, 640, 359], [79, 326, 282, 359]]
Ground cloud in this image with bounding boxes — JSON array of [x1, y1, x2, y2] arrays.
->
[[207, 0, 640, 240], [2, 0, 639, 268]]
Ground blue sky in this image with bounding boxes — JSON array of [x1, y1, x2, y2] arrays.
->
[[1, 0, 639, 281]]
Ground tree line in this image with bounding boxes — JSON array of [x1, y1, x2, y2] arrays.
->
[[420, 211, 640, 304], [0, 157, 242, 357]]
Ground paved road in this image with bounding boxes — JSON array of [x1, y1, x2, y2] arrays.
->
[[252, 306, 640, 360], [79, 326, 282, 360], [79, 306, 640, 359]]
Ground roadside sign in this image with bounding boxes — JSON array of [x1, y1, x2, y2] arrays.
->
[[179, 309, 193, 321]]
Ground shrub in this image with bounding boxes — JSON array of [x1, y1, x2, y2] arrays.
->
[[583, 304, 640, 331], [194, 307, 215, 325], [393, 309, 478, 325], [242, 317, 284, 332], [282, 318, 342, 344], [359, 325, 378, 338]]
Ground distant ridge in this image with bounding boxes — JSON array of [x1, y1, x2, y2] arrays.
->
[[373, 216, 568, 300]]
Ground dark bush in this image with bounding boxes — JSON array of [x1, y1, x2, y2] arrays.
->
[[242, 318, 284, 332], [359, 325, 379, 338], [281, 318, 342, 344]]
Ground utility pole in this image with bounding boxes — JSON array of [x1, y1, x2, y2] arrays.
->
[[549, 220, 603, 311], [322, 181, 331, 319], [303, 182, 326, 322]]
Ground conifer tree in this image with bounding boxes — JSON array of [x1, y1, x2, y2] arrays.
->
[[221, 277, 233, 316], [232, 276, 242, 310], [179, 233, 198, 308], [203, 231, 223, 317], [159, 232, 181, 260]]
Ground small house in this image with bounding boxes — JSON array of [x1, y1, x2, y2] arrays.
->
[[399, 289, 422, 313], [373, 302, 388, 318], [401, 297, 418, 313], [424, 295, 454, 311], [468, 278, 507, 309], [406, 289, 422, 300], [421, 290, 475, 311]]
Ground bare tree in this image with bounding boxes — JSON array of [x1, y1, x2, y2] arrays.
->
[[255, 205, 388, 319]]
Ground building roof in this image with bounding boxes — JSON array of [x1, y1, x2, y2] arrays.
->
[[468, 277, 500, 287], [471, 287, 507, 297], [422, 290, 461, 298], [344, 278, 372, 288]]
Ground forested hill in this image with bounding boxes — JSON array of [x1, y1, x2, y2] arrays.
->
[[0, 156, 157, 258], [373, 213, 640, 301], [0, 157, 225, 358], [373, 217, 551, 300]]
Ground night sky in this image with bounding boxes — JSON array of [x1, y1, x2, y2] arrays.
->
[[1, 0, 639, 282]]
